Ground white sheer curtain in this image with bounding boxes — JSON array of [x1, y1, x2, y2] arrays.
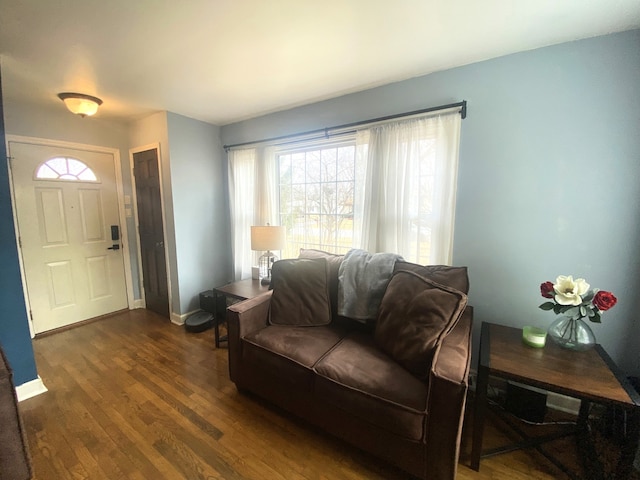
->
[[228, 148, 256, 281], [354, 112, 462, 265], [228, 146, 278, 281], [255, 146, 278, 229]]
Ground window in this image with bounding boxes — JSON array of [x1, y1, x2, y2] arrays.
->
[[228, 109, 462, 280], [404, 136, 437, 265], [356, 113, 461, 265], [35, 157, 98, 182], [278, 141, 356, 259]]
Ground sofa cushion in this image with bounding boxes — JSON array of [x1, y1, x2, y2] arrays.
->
[[298, 248, 344, 316], [314, 332, 428, 441], [269, 258, 332, 326], [374, 270, 468, 379], [243, 324, 347, 388], [393, 261, 469, 294]]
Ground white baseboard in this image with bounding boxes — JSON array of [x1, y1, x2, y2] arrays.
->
[[169, 310, 191, 326], [16, 376, 48, 402], [170, 312, 183, 325], [132, 299, 145, 309], [171, 309, 204, 326]]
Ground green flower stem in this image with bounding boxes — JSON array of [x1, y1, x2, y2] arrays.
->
[[559, 317, 580, 341]]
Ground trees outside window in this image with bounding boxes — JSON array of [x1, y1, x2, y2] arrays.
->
[[278, 143, 355, 258]]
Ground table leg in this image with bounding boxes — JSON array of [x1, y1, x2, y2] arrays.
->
[[471, 362, 490, 471], [213, 291, 222, 348], [576, 399, 606, 480], [616, 408, 640, 479], [576, 399, 590, 436]]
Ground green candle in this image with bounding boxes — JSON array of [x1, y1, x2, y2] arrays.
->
[[522, 326, 547, 348]]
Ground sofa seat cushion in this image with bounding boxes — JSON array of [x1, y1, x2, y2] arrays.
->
[[313, 332, 428, 441], [243, 325, 347, 388]]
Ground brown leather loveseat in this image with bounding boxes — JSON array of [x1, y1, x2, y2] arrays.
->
[[227, 249, 473, 480]]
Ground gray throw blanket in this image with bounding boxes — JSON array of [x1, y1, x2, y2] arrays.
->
[[337, 249, 403, 321]]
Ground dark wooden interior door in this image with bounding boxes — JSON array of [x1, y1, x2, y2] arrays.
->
[[133, 149, 169, 318]]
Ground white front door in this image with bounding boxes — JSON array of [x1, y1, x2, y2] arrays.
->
[[9, 141, 128, 333]]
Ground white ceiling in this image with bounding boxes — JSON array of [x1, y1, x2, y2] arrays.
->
[[1, 0, 639, 126]]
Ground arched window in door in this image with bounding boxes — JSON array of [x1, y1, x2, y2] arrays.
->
[[35, 157, 98, 182]]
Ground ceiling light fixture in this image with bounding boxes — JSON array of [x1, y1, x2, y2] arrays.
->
[[57, 92, 103, 117]]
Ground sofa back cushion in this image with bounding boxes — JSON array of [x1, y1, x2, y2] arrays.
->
[[393, 261, 469, 294], [298, 248, 344, 316], [374, 270, 467, 379], [269, 258, 332, 326]]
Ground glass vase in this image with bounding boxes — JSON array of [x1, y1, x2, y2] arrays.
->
[[547, 316, 596, 351]]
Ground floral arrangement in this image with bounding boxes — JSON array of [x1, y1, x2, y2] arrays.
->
[[539, 275, 617, 323]]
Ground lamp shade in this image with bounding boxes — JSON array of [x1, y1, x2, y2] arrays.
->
[[251, 225, 285, 251], [57, 92, 103, 117]]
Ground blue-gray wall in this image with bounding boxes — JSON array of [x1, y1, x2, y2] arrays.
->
[[222, 30, 640, 375], [0, 68, 38, 385], [166, 112, 231, 313]]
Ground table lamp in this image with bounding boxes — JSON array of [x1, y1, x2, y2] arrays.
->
[[251, 225, 285, 285]]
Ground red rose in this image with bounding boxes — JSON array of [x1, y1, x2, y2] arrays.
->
[[540, 281, 555, 298], [593, 291, 617, 311]]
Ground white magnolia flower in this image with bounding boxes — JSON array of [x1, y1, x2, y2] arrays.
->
[[553, 275, 590, 306]]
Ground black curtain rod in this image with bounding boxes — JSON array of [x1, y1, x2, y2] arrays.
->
[[223, 100, 466, 151]]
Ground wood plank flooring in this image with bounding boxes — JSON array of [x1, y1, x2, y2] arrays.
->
[[17, 309, 613, 479]]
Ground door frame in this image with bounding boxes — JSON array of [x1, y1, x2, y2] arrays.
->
[[6, 135, 135, 337], [128, 143, 173, 320]]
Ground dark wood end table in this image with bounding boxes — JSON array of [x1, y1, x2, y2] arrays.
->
[[471, 321, 640, 479], [212, 278, 270, 348]]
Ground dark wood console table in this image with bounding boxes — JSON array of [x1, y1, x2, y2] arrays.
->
[[471, 321, 640, 479], [212, 279, 270, 348]]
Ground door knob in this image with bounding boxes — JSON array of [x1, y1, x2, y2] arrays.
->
[[107, 244, 120, 250]]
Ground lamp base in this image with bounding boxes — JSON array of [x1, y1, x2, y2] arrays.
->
[[258, 250, 278, 283]]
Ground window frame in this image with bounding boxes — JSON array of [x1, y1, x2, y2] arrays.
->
[[34, 156, 100, 183], [276, 136, 357, 258]]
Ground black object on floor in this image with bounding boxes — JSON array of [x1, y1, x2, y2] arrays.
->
[[505, 382, 548, 423], [185, 311, 213, 333], [199, 289, 216, 314]]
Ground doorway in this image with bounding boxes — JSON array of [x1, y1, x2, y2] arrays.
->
[[132, 148, 169, 318], [9, 139, 130, 333]]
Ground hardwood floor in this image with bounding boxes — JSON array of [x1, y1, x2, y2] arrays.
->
[[17, 309, 614, 479]]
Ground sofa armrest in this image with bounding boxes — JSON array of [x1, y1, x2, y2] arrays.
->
[[227, 290, 272, 383], [228, 290, 272, 338], [431, 306, 473, 386], [424, 306, 473, 480]]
